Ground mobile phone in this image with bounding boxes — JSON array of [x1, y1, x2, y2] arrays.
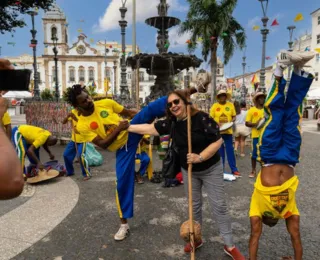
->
[[0, 69, 32, 91]]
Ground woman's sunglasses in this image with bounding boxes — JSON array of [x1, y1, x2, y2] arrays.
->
[[167, 99, 180, 109]]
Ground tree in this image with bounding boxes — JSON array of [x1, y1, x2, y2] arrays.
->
[[0, 0, 54, 34], [180, 0, 246, 102]]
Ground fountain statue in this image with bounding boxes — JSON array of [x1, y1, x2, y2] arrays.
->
[[127, 0, 202, 101]]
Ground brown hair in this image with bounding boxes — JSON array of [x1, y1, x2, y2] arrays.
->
[[166, 90, 199, 121]]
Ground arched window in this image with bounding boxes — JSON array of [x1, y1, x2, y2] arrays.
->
[[217, 69, 220, 75], [105, 67, 111, 81], [78, 66, 85, 82], [51, 27, 57, 40], [139, 72, 144, 81], [88, 67, 95, 81], [69, 66, 75, 82]]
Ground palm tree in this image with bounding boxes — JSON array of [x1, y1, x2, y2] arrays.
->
[[180, 0, 246, 102]]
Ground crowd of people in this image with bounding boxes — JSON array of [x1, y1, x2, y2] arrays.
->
[[0, 49, 315, 260]]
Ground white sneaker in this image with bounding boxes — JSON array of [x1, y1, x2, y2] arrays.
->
[[114, 224, 130, 241]]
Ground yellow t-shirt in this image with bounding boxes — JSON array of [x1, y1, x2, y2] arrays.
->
[[2, 112, 11, 126], [245, 107, 264, 138], [210, 101, 236, 134], [77, 99, 128, 152], [18, 125, 51, 149], [137, 135, 150, 153], [68, 109, 86, 143], [249, 172, 299, 219]]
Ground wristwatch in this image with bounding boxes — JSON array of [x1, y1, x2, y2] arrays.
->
[[199, 155, 204, 162]]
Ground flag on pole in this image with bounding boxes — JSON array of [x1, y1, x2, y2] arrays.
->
[[251, 74, 259, 90], [314, 48, 320, 53], [305, 47, 310, 51], [7, 42, 16, 46], [77, 28, 83, 33], [266, 56, 271, 60], [271, 19, 279, 26], [253, 25, 260, 31], [294, 13, 304, 22]]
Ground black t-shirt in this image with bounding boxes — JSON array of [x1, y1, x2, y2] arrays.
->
[[154, 111, 221, 172]]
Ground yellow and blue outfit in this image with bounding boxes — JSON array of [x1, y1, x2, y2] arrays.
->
[[245, 107, 264, 160], [12, 125, 51, 175], [250, 71, 314, 220], [63, 109, 91, 177], [136, 135, 150, 176], [210, 101, 238, 173], [77, 97, 167, 219]]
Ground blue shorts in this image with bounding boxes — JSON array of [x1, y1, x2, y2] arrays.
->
[[251, 138, 259, 160]]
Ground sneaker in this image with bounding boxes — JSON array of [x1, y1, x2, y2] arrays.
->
[[184, 240, 203, 253], [114, 224, 130, 241], [233, 171, 241, 176], [223, 246, 245, 260]]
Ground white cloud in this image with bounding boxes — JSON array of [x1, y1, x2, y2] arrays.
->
[[247, 16, 260, 29], [94, 0, 186, 32], [167, 26, 191, 49]]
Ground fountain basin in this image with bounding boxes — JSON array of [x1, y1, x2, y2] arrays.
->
[[145, 16, 181, 30]]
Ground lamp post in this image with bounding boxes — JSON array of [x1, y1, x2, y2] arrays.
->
[[287, 25, 296, 85], [27, 10, 40, 100], [51, 35, 59, 102], [258, 0, 269, 93], [241, 47, 247, 101], [119, 0, 130, 103]]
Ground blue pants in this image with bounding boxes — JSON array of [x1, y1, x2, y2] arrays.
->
[[12, 126, 40, 175], [251, 138, 259, 160], [220, 134, 238, 173], [136, 152, 150, 176], [116, 96, 167, 219], [63, 141, 91, 177], [257, 72, 313, 166]]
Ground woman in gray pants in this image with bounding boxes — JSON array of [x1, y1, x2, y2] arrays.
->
[[128, 90, 245, 260]]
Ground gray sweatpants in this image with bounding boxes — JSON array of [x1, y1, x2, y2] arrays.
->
[[181, 162, 233, 247]]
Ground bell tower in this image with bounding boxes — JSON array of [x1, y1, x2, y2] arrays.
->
[[42, 2, 69, 55]]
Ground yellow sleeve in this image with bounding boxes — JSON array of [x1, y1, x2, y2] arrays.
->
[[101, 99, 124, 114], [33, 131, 51, 149], [77, 123, 98, 142], [209, 104, 216, 118], [231, 103, 236, 117], [1, 112, 11, 126], [246, 108, 253, 122]]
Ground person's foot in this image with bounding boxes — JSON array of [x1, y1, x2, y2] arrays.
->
[[135, 173, 144, 184], [223, 245, 245, 260], [83, 176, 91, 181], [240, 153, 245, 157], [249, 171, 256, 178], [184, 240, 203, 253], [233, 171, 241, 176], [114, 224, 130, 241]]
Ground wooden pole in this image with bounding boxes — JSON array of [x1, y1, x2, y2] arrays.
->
[[187, 104, 195, 260]]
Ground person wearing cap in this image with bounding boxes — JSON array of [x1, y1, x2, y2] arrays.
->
[[245, 92, 266, 178], [249, 50, 315, 260], [11, 125, 58, 178], [210, 89, 240, 176]]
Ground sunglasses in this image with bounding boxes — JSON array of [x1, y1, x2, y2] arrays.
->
[[167, 98, 180, 109]]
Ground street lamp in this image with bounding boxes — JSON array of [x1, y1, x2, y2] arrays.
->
[[119, 0, 130, 103], [27, 10, 40, 100], [241, 46, 247, 101], [287, 25, 296, 85], [51, 34, 59, 102], [258, 0, 269, 93]]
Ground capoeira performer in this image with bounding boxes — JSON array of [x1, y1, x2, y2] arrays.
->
[[65, 84, 198, 241], [249, 50, 315, 260], [62, 108, 91, 180], [12, 125, 57, 178]]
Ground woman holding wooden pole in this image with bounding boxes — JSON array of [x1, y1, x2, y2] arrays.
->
[[128, 90, 244, 259]]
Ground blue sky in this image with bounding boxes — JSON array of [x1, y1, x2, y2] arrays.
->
[[0, 0, 319, 78]]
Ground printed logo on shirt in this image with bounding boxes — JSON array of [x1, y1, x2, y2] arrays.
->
[[219, 113, 228, 124], [225, 107, 230, 112], [216, 108, 221, 112], [100, 110, 109, 118], [253, 112, 258, 117], [270, 190, 289, 213], [90, 121, 99, 130]]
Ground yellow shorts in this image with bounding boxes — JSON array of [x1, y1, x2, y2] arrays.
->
[[249, 172, 299, 219]]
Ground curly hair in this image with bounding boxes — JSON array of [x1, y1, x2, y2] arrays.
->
[[65, 84, 86, 107]]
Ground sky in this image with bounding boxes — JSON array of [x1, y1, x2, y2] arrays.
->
[[0, 0, 319, 78]]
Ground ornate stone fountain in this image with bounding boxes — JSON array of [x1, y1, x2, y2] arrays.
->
[[127, 0, 202, 101]]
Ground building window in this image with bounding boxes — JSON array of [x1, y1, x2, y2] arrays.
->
[[36, 72, 41, 83], [69, 66, 75, 82], [127, 72, 131, 80], [318, 16, 320, 25], [317, 34, 320, 44], [148, 75, 154, 81], [88, 67, 95, 81], [52, 67, 56, 82], [139, 72, 144, 81], [316, 54, 320, 63], [51, 27, 57, 40], [217, 69, 220, 75], [105, 67, 111, 81], [178, 72, 183, 81], [187, 72, 193, 81], [315, 72, 319, 81], [139, 85, 143, 91], [78, 66, 85, 82]]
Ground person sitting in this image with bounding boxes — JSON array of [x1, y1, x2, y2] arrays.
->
[[11, 124, 57, 179], [135, 135, 150, 184], [249, 50, 315, 260]]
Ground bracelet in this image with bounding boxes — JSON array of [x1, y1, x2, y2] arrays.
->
[[199, 155, 204, 162]]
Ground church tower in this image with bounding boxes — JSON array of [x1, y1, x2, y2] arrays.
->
[[42, 2, 69, 55]]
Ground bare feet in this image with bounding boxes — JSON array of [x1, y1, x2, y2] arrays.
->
[[83, 176, 91, 181], [249, 171, 256, 178], [282, 256, 293, 260]]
